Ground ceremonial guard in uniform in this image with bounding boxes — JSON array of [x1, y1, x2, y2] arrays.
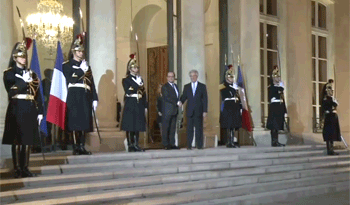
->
[[2, 41, 43, 178], [220, 68, 242, 148], [63, 36, 98, 155], [266, 66, 286, 147], [321, 80, 341, 155], [121, 54, 147, 152]]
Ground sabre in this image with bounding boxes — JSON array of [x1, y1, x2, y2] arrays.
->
[[38, 125, 46, 161], [92, 109, 102, 144], [16, 6, 26, 42]]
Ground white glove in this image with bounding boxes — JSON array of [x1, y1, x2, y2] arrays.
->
[[284, 113, 288, 118], [15, 71, 33, 83], [93, 100, 98, 111], [332, 96, 338, 105], [279, 81, 285, 88], [135, 76, 143, 85], [158, 112, 162, 116], [232, 83, 238, 90], [37, 114, 43, 125], [240, 109, 242, 115], [80, 60, 89, 73]]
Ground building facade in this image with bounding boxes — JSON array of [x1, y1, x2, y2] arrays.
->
[[0, 0, 349, 162]]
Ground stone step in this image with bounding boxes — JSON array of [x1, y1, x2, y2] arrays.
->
[[1, 151, 348, 189], [67, 145, 328, 164], [181, 181, 350, 205], [0, 149, 342, 177], [1, 161, 349, 202], [6, 170, 349, 205], [124, 175, 350, 205], [1, 155, 349, 199]]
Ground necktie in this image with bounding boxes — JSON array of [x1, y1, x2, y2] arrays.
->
[[192, 83, 196, 96], [172, 83, 178, 97]]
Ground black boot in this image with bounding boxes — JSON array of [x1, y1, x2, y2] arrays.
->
[[21, 146, 34, 178], [226, 129, 236, 148], [12, 145, 22, 178], [80, 143, 92, 155], [73, 144, 80, 155], [128, 132, 136, 152], [327, 141, 339, 155], [134, 132, 144, 152], [271, 130, 285, 147]]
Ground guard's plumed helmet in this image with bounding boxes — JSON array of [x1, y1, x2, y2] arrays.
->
[[272, 65, 280, 79], [71, 34, 84, 52], [127, 53, 139, 70], [225, 67, 235, 80], [12, 41, 27, 58], [325, 81, 334, 97]]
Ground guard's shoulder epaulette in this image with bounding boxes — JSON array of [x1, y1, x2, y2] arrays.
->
[[62, 60, 69, 65], [3, 67, 13, 73], [219, 83, 226, 90]]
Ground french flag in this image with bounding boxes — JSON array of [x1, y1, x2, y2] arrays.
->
[[237, 65, 253, 132], [46, 41, 67, 130]]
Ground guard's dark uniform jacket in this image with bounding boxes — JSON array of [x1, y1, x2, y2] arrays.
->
[[2, 66, 43, 145], [62, 59, 98, 132], [266, 84, 287, 130], [220, 82, 242, 129], [121, 74, 147, 132], [322, 96, 341, 142]]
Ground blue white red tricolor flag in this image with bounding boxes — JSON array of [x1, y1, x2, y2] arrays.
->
[[237, 65, 253, 132], [46, 41, 67, 130], [30, 39, 48, 135]]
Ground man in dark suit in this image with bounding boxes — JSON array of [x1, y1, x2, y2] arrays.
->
[[179, 70, 208, 149], [161, 72, 180, 150]]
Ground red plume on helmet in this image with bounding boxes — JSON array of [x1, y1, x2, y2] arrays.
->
[[25, 38, 32, 50], [76, 34, 84, 45], [129, 53, 135, 59]]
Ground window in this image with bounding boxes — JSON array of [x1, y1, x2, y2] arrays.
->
[[311, 1, 328, 132], [260, 0, 279, 127], [260, 0, 277, 16], [260, 22, 278, 127], [312, 1, 327, 29]]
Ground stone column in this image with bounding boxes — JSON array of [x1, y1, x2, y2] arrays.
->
[[89, 0, 117, 127], [240, 0, 262, 130], [0, 0, 14, 167], [182, 0, 205, 85], [286, 0, 313, 140], [179, 0, 206, 147]]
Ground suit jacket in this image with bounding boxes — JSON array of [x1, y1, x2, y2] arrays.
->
[[162, 82, 179, 117], [180, 81, 208, 117]]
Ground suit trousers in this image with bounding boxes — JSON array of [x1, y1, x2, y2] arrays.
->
[[162, 114, 177, 146], [187, 116, 203, 148]]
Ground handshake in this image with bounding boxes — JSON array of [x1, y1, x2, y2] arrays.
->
[[177, 101, 182, 107]]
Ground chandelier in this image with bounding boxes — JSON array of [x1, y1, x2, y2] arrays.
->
[[26, 0, 74, 54]]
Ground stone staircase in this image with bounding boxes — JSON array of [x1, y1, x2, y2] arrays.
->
[[0, 145, 349, 205]]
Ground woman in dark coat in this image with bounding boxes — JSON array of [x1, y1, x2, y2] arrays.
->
[[63, 36, 98, 155], [321, 80, 341, 155], [266, 66, 286, 147], [2, 41, 43, 178], [220, 68, 242, 148], [121, 54, 147, 152]]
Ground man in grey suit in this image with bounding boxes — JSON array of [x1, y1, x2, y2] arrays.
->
[[179, 70, 208, 149], [161, 72, 180, 150]]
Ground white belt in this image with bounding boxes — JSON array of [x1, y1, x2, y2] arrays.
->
[[271, 99, 283, 103], [12, 94, 34, 100], [126, 94, 138, 98], [224, 97, 239, 101], [68, 83, 90, 91], [325, 110, 337, 114]]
